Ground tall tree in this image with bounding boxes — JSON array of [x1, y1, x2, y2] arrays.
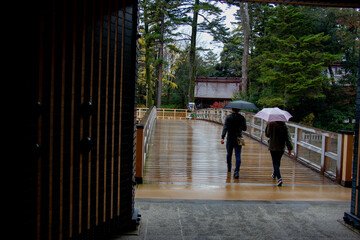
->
[[251, 6, 342, 113], [214, 35, 243, 78], [155, 0, 165, 108], [188, 0, 199, 103], [335, 8, 360, 85], [139, 0, 186, 107], [240, 2, 250, 98], [185, 0, 229, 103], [218, 2, 266, 96], [143, 0, 154, 107], [153, 0, 187, 108]]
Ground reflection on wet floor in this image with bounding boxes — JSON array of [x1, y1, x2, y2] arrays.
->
[[136, 119, 351, 201]]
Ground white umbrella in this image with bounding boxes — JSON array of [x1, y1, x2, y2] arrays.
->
[[254, 107, 292, 122]]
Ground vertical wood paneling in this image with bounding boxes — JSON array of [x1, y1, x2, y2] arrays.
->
[[59, 1, 67, 239], [118, 0, 125, 217], [37, 12, 45, 240], [103, 0, 110, 223], [356, 139, 359, 215], [79, 0, 86, 234], [96, 0, 103, 227], [48, 1, 57, 239], [69, 1, 77, 237], [27, 1, 138, 239], [355, 123, 360, 216], [88, 0, 95, 230], [88, 0, 97, 232], [110, 0, 117, 220]]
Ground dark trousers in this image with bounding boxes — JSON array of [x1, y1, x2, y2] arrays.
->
[[226, 140, 242, 172], [270, 151, 284, 179]]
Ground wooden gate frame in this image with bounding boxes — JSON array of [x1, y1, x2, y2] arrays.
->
[[17, 0, 140, 239]]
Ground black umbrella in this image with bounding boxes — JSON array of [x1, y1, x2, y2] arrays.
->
[[224, 100, 258, 110]]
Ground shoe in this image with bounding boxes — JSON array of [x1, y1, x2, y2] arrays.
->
[[271, 174, 276, 180], [234, 171, 239, 179], [277, 178, 283, 186]]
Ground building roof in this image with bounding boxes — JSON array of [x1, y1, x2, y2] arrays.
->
[[195, 77, 242, 100]]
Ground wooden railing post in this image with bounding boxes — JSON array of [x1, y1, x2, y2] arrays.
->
[[260, 119, 264, 143], [250, 115, 255, 138], [339, 130, 355, 186], [135, 107, 157, 183], [325, 136, 332, 174], [320, 135, 331, 174], [221, 109, 224, 124], [295, 127, 302, 160], [135, 124, 144, 183], [320, 135, 326, 174]]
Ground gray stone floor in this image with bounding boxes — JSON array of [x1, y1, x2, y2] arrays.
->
[[110, 199, 360, 240]]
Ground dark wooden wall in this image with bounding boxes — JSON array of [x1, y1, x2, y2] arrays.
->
[[18, 0, 139, 239]]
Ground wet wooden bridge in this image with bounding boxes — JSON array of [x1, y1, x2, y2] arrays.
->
[[135, 119, 351, 202]]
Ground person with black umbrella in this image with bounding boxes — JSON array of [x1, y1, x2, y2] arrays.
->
[[220, 108, 247, 179]]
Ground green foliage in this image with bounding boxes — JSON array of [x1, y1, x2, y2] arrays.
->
[[250, 6, 343, 112], [243, 5, 357, 132], [300, 113, 315, 126], [138, 0, 230, 106], [137, 2, 358, 133], [161, 104, 184, 109]]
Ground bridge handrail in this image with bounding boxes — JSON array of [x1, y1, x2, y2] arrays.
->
[[135, 106, 157, 183], [137, 108, 189, 120], [137, 108, 149, 121], [196, 108, 351, 182], [156, 108, 188, 120]]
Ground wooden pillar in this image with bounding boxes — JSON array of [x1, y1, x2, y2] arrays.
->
[[339, 130, 354, 187], [260, 119, 264, 143], [322, 136, 332, 174], [295, 128, 302, 160], [135, 124, 144, 183], [250, 115, 255, 138]]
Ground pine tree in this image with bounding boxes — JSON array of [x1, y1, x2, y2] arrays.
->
[[252, 5, 342, 111]]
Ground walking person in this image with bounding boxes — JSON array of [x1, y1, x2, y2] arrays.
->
[[221, 108, 247, 179], [265, 121, 293, 186]]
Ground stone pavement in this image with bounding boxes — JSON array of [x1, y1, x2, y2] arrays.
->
[[110, 198, 360, 240]]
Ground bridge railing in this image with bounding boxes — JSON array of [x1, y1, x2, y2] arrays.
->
[[137, 108, 189, 121], [137, 108, 149, 122], [196, 108, 354, 184], [135, 106, 157, 183], [157, 108, 188, 119]]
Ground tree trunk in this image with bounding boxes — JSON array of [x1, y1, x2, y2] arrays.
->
[[144, 5, 153, 107], [157, 12, 165, 108], [241, 2, 250, 99], [188, 0, 199, 103]]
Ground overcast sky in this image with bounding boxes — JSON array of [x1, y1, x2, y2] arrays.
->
[[177, 2, 239, 59], [197, 2, 238, 57]]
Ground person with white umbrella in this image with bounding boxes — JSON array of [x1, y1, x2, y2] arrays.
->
[[254, 107, 293, 186]]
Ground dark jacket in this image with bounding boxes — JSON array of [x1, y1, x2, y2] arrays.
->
[[265, 121, 293, 151], [221, 113, 247, 144]]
